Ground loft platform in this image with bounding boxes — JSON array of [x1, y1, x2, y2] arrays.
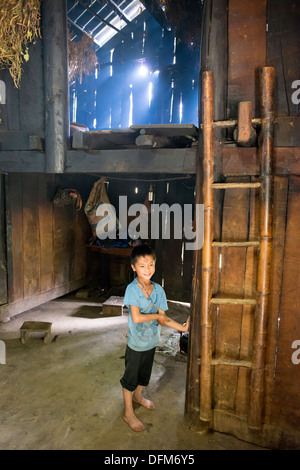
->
[[72, 124, 198, 150]]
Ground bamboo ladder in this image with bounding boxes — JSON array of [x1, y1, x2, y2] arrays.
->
[[200, 67, 275, 429]]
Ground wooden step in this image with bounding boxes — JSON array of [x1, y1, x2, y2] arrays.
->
[[212, 182, 261, 189], [210, 297, 257, 305], [212, 240, 260, 247]]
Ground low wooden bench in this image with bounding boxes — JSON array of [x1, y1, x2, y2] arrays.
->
[[19, 321, 52, 344]]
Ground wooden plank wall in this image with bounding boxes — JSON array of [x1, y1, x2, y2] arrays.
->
[[211, 178, 259, 415], [0, 175, 7, 305], [0, 173, 92, 321], [0, 38, 44, 135], [268, 176, 300, 434], [211, 171, 300, 447], [208, 0, 300, 448], [227, 0, 267, 118], [267, 0, 300, 117], [209, 0, 266, 423]]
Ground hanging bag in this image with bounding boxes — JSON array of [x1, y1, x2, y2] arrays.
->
[[84, 177, 119, 239], [53, 188, 82, 211]]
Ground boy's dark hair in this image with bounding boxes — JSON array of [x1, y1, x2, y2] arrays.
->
[[130, 244, 156, 265]]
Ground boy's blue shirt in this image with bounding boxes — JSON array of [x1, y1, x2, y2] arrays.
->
[[123, 278, 168, 352]]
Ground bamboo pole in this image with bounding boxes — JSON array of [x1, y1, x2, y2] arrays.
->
[[199, 118, 261, 129], [199, 71, 214, 422], [212, 241, 260, 247], [210, 297, 256, 305], [197, 358, 253, 368], [212, 182, 261, 189], [248, 67, 275, 429]]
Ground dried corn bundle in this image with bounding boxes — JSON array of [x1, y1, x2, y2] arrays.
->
[[68, 33, 99, 84], [0, 0, 41, 88]]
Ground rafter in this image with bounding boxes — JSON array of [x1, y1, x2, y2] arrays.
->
[[67, 17, 96, 39], [78, 0, 124, 34], [105, 0, 131, 25], [139, 0, 171, 28]]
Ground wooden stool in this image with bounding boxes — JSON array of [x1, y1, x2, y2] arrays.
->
[[102, 296, 124, 317], [20, 321, 52, 344]]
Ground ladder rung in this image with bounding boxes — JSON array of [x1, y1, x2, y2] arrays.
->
[[210, 297, 257, 305], [212, 240, 260, 247], [200, 118, 261, 129], [211, 359, 252, 368], [196, 358, 253, 368], [212, 182, 261, 189]]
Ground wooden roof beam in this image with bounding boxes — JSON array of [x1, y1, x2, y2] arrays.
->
[[67, 17, 96, 39], [0, 148, 197, 173], [105, 0, 131, 25], [139, 0, 171, 29], [77, 0, 124, 35]]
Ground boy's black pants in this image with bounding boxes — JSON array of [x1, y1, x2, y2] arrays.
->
[[120, 345, 156, 392]]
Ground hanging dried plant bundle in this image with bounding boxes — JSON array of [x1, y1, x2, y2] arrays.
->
[[0, 0, 41, 88], [68, 33, 99, 84], [160, 0, 202, 46]]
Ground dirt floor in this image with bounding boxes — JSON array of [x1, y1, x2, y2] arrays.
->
[[0, 293, 267, 451]]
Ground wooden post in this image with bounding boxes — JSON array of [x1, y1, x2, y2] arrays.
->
[[184, 135, 203, 428], [248, 66, 275, 429], [199, 71, 214, 422], [185, 0, 227, 429], [42, 0, 69, 173], [234, 101, 257, 146]]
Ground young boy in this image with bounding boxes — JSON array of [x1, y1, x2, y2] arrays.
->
[[120, 244, 190, 432]]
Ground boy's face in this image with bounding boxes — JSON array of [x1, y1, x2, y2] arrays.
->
[[132, 255, 155, 282]]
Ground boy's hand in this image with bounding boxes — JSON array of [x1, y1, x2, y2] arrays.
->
[[157, 308, 166, 316], [184, 316, 190, 332], [157, 314, 170, 326]]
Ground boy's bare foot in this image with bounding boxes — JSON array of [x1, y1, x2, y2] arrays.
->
[[133, 393, 155, 410], [123, 413, 146, 432]]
